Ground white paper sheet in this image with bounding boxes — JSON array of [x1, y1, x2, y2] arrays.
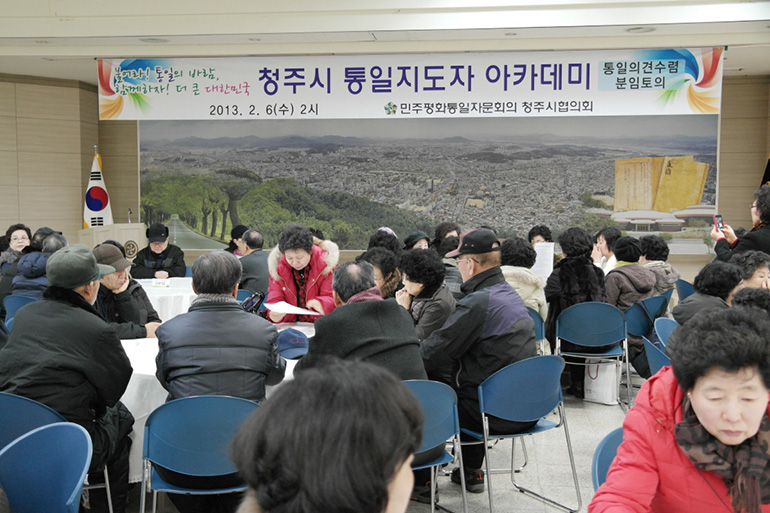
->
[[264, 301, 322, 316], [531, 242, 555, 279]]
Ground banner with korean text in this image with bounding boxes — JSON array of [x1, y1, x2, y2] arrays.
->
[[98, 48, 722, 120]]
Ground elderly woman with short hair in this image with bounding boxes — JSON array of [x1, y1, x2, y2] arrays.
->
[[396, 249, 455, 340]]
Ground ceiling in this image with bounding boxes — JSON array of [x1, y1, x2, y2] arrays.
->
[[0, 1, 769, 86]]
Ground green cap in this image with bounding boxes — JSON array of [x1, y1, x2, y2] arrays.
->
[[46, 244, 115, 289]]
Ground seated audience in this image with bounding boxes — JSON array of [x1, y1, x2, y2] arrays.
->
[[671, 261, 742, 325], [0, 223, 30, 273], [132, 223, 186, 278], [396, 249, 455, 341], [93, 243, 161, 339], [356, 246, 401, 299], [237, 229, 269, 294], [232, 359, 423, 513], [0, 245, 133, 513], [403, 230, 430, 251], [639, 235, 680, 295], [226, 224, 249, 255], [500, 237, 548, 320], [528, 224, 553, 245], [368, 227, 403, 261], [593, 226, 622, 274], [438, 235, 464, 301], [589, 308, 770, 513], [266, 224, 338, 323], [730, 249, 770, 289], [430, 221, 460, 251], [604, 236, 656, 310], [156, 250, 285, 513], [732, 286, 770, 315], [12, 231, 67, 298]]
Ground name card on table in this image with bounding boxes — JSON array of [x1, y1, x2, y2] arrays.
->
[[151, 279, 171, 288]]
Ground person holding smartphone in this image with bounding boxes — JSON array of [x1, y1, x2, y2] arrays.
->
[[712, 184, 770, 261]]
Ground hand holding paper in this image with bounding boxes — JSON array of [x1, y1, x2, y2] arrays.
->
[[264, 301, 322, 317]]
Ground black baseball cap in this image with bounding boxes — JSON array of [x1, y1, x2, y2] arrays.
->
[[445, 229, 501, 258]]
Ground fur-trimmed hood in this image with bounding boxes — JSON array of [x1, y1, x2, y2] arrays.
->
[[267, 237, 340, 282]]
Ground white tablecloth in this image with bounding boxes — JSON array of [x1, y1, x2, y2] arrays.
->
[[120, 332, 300, 483], [135, 277, 196, 322]]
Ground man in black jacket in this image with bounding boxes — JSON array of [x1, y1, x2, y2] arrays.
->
[[131, 223, 186, 279], [0, 244, 134, 513]]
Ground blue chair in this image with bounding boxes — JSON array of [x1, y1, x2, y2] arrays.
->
[[654, 317, 678, 348], [643, 336, 671, 376], [140, 395, 258, 513], [3, 295, 37, 326], [555, 302, 631, 408], [404, 380, 467, 513], [592, 427, 623, 491], [184, 265, 192, 277], [675, 279, 696, 302], [0, 422, 92, 513], [624, 294, 669, 338], [236, 289, 252, 302], [0, 392, 113, 512], [527, 307, 547, 354], [460, 356, 581, 513]]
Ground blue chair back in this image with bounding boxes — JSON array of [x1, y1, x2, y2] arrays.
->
[[3, 295, 38, 324], [404, 380, 459, 453], [625, 295, 669, 337], [643, 336, 670, 375], [675, 279, 695, 301], [0, 422, 92, 513], [236, 289, 252, 302], [143, 395, 258, 477], [527, 308, 545, 341], [654, 317, 677, 347], [185, 266, 193, 277], [556, 302, 626, 348], [592, 427, 623, 491], [0, 392, 67, 449], [661, 288, 674, 303], [478, 356, 565, 422]]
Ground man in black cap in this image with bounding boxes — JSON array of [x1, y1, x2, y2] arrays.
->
[[131, 222, 186, 279], [420, 228, 536, 494], [0, 244, 134, 513]]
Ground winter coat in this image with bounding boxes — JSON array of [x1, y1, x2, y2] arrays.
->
[[11, 251, 50, 299], [714, 224, 770, 262], [96, 279, 161, 339], [589, 366, 770, 513], [131, 244, 186, 279], [296, 287, 427, 381], [443, 259, 465, 301], [604, 263, 657, 311], [671, 292, 729, 326], [421, 267, 535, 404], [0, 286, 132, 436], [239, 250, 269, 295], [501, 264, 548, 319], [409, 282, 456, 341], [266, 238, 339, 323], [643, 261, 680, 296], [156, 295, 285, 402]]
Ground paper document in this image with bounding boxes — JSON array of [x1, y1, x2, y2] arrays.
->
[[531, 242, 554, 280], [264, 301, 322, 316]]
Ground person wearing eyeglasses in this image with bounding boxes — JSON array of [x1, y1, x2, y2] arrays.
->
[[713, 184, 770, 261]]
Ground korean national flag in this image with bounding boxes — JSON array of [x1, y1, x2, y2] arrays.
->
[[83, 148, 114, 228]]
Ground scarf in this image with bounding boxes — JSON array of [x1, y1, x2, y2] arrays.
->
[[750, 222, 767, 233], [675, 400, 770, 513], [291, 264, 316, 322]]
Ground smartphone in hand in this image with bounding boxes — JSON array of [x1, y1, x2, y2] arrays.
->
[[713, 214, 724, 231]]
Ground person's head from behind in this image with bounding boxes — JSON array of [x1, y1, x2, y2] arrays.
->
[[612, 236, 643, 263], [432, 222, 460, 249], [693, 261, 743, 303], [670, 308, 770, 447], [356, 246, 398, 293], [368, 229, 402, 261], [29, 227, 58, 252], [46, 244, 115, 305], [528, 225, 552, 245], [191, 251, 242, 296], [399, 249, 446, 297], [639, 235, 670, 264], [232, 359, 424, 513], [332, 261, 375, 305], [595, 226, 622, 258], [732, 287, 770, 316], [41, 233, 67, 254], [501, 237, 537, 269], [242, 229, 264, 252], [278, 224, 314, 271], [437, 235, 459, 259], [445, 229, 501, 282], [729, 250, 770, 290], [558, 227, 593, 258]]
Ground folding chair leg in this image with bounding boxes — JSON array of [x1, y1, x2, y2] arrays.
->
[[455, 433, 468, 513], [482, 418, 496, 513], [103, 467, 114, 513]]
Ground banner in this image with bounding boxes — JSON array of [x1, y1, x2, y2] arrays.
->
[[99, 48, 722, 121]]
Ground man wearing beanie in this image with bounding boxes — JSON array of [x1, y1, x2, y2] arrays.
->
[[0, 244, 134, 513], [132, 222, 186, 279]]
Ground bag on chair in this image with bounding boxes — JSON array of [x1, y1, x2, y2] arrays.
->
[[584, 359, 620, 405]]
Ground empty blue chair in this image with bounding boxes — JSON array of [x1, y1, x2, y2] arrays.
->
[[185, 265, 192, 277], [675, 279, 695, 302], [460, 356, 581, 513], [0, 422, 92, 513], [654, 317, 678, 347], [140, 395, 258, 513], [625, 294, 669, 338], [592, 427, 623, 491], [527, 307, 547, 354], [404, 380, 467, 513], [555, 302, 631, 408], [643, 336, 671, 376], [3, 295, 37, 326]]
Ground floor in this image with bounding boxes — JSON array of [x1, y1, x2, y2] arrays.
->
[[126, 391, 629, 513]]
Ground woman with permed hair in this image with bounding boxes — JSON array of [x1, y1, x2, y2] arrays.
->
[[590, 308, 770, 513], [396, 249, 455, 340], [672, 260, 742, 326], [266, 224, 339, 323], [356, 246, 401, 299], [232, 359, 424, 513], [430, 221, 460, 251], [714, 184, 770, 261]]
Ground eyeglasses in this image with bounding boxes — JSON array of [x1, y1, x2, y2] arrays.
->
[[750, 203, 758, 210], [10, 235, 29, 242], [457, 258, 474, 266]]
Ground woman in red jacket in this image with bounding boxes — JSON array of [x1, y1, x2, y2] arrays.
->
[[589, 307, 770, 513], [266, 224, 339, 323]]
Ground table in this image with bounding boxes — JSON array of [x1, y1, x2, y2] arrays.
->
[[135, 277, 196, 321], [120, 332, 301, 483]]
